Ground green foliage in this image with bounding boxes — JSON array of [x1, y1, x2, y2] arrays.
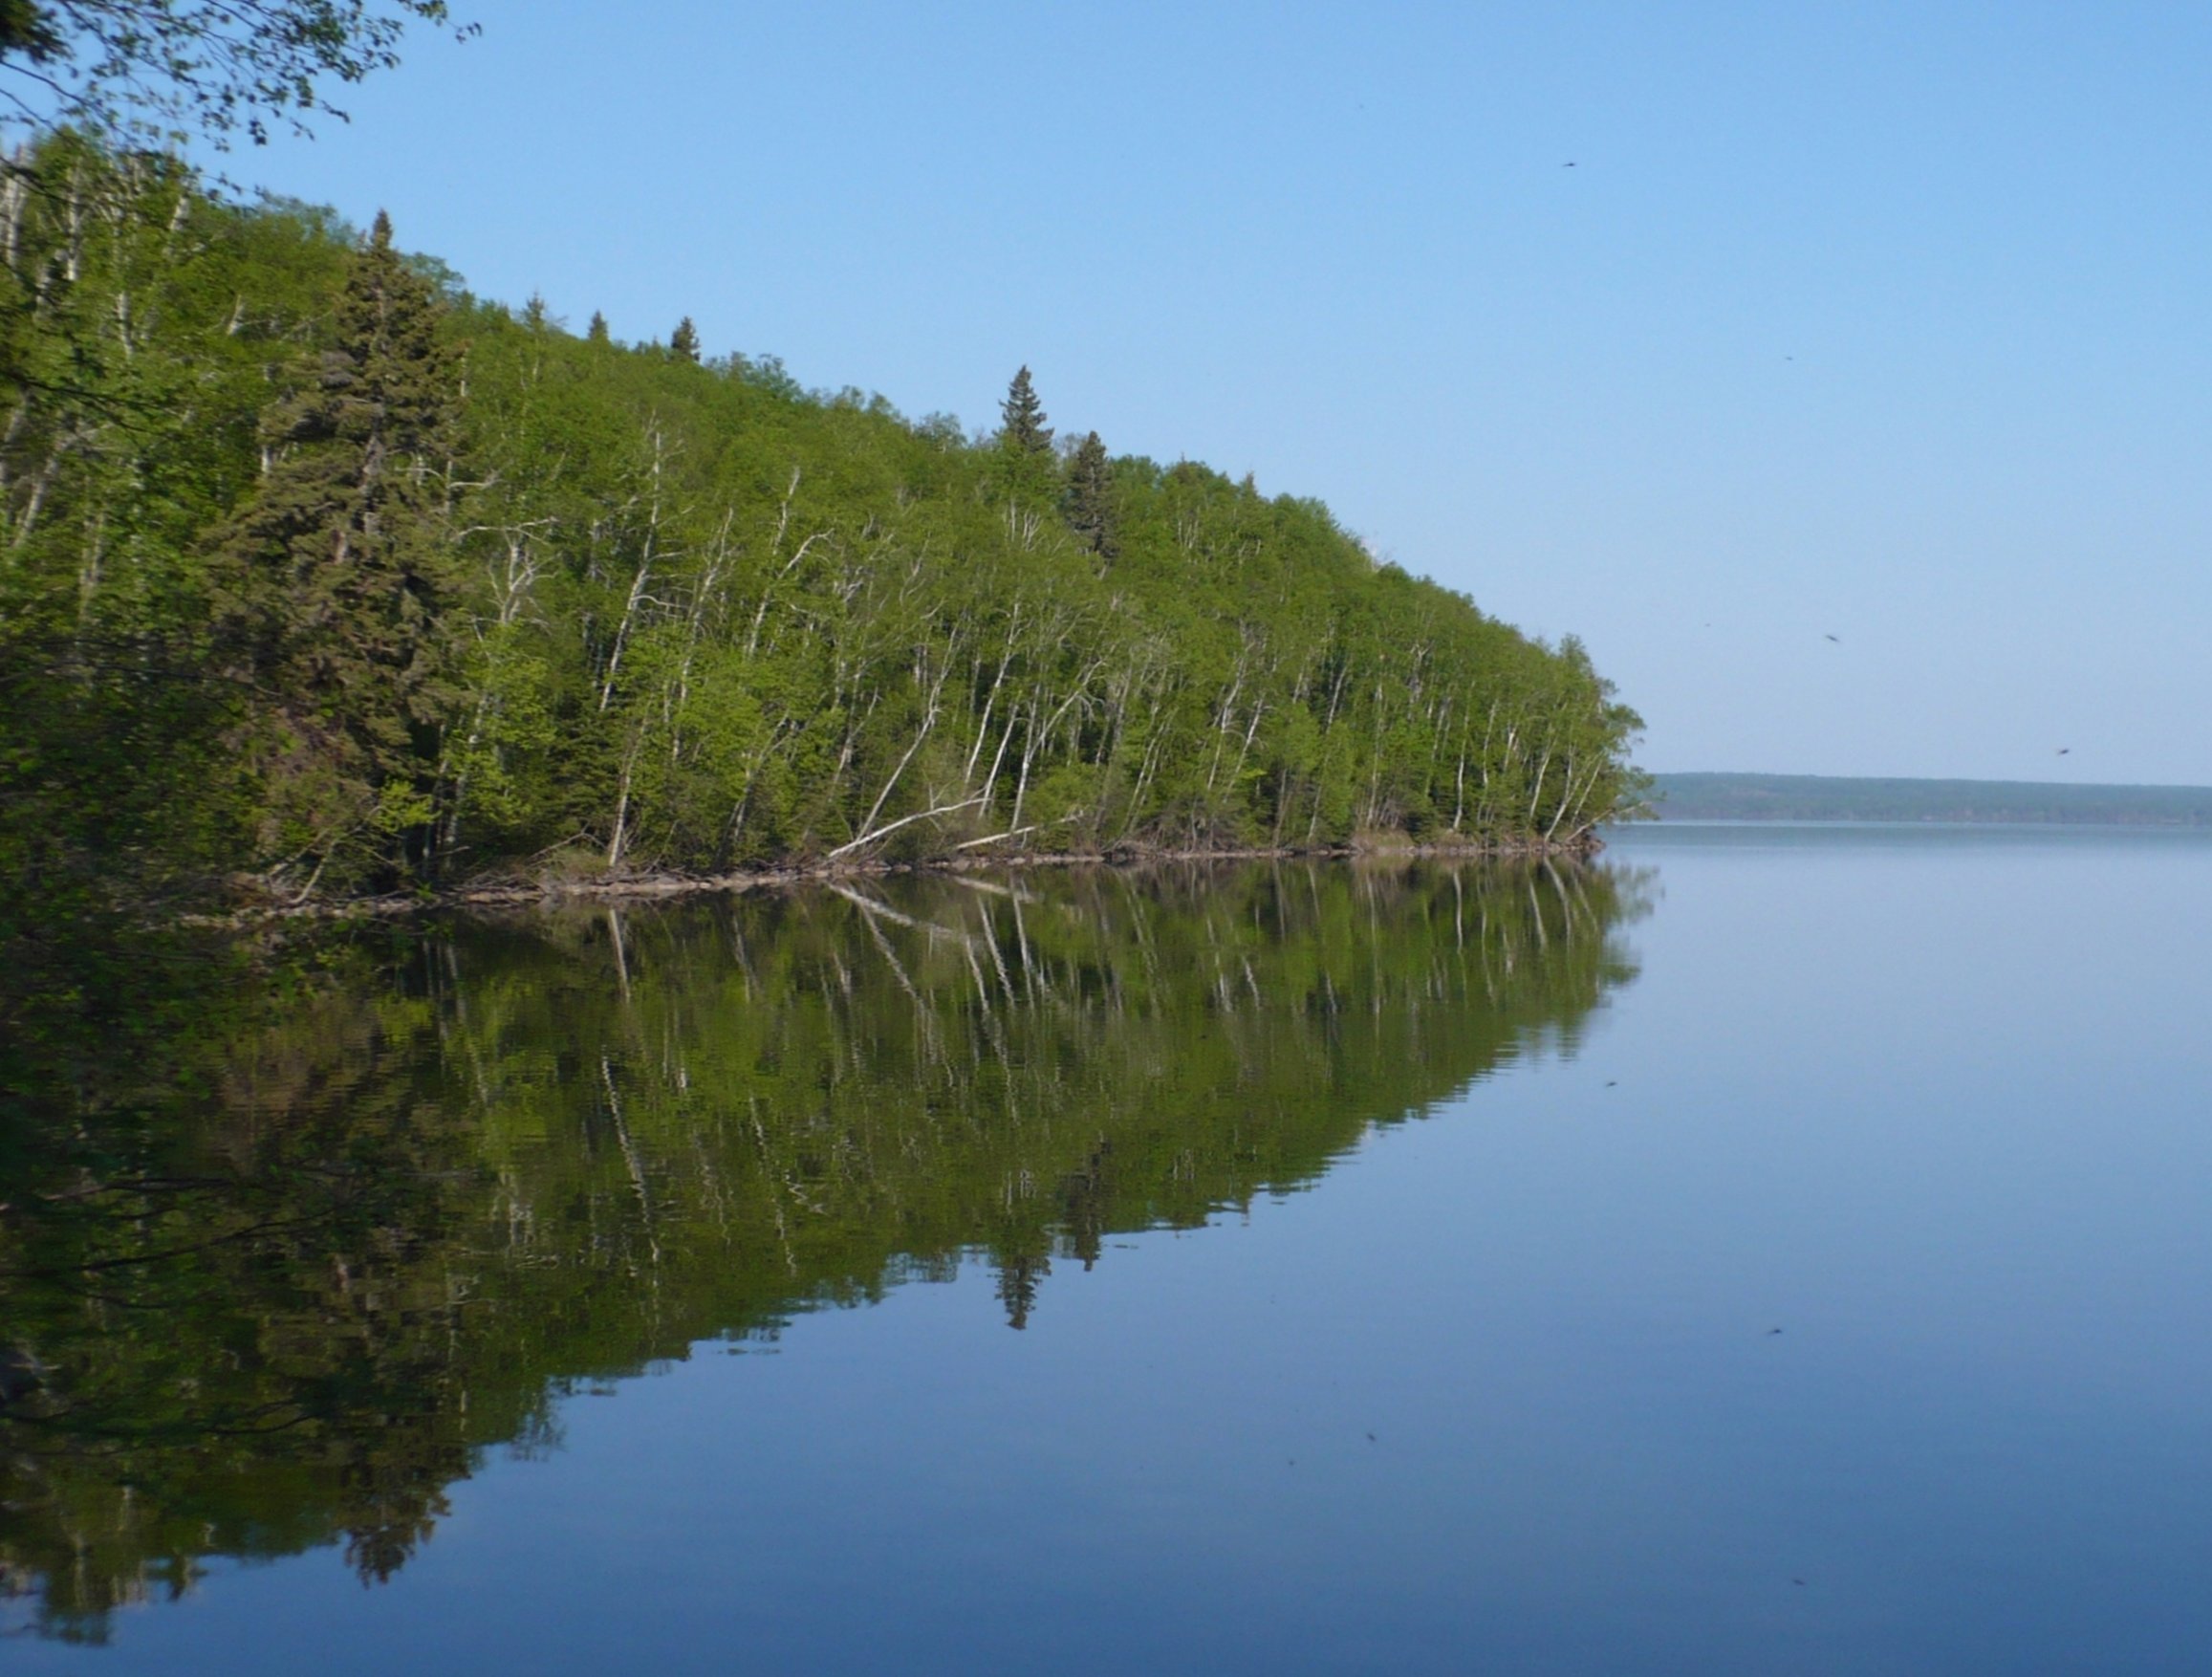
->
[[993, 362, 1059, 507], [1, 140, 1643, 912], [0, 136, 348, 932], [1064, 427, 1116, 559], [668, 315, 700, 363], [208, 208, 465, 887]]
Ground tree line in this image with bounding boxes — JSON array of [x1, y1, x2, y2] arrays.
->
[[0, 136, 1646, 923], [1649, 773, 2212, 826]]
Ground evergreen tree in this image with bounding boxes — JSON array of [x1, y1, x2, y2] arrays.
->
[[213, 209, 465, 886], [993, 363, 1058, 509], [586, 310, 609, 344], [999, 364, 1052, 455], [1064, 429, 1117, 558], [670, 316, 701, 363]]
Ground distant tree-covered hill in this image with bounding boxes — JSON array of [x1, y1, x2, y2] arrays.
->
[[1648, 773, 2212, 826]]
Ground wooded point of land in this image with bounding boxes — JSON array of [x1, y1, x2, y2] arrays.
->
[[0, 137, 1645, 934]]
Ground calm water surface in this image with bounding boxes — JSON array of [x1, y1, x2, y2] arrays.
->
[[4, 832, 2209, 1673]]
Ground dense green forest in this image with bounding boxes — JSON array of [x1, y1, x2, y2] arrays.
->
[[0, 135, 1644, 935], [1649, 773, 2212, 825], [0, 860, 1645, 1639]]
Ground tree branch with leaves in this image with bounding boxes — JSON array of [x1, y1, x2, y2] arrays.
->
[[1, 1, 475, 151]]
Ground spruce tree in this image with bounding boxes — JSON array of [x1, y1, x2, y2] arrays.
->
[[999, 364, 1052, 455], [214, 209, 465, 886], [670, 316, 701, 364], [1064, 429, 1117, 558], [587, 310, 610, 344]]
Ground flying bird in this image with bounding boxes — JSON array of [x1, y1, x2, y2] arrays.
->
[[1823, 633, 1840, 643], [1562, 161, 1577, 167], [2056, 747, 2071, 756]]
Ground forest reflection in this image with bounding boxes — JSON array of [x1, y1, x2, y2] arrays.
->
[[0, 860, 1645, 1640]]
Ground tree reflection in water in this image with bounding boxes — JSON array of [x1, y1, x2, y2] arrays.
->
[[0, 859, 1646, 1640]]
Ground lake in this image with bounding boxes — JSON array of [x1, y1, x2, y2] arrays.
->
[[4, 828, 2209, 1673]]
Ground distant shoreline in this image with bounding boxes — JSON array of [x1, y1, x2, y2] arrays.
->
[[1645, 772, 2212, 827]]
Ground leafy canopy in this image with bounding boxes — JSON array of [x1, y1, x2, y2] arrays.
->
[[0, 1, 476, 148]]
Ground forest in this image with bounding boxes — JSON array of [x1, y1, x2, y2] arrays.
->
[[0, 133, 1645, 939]]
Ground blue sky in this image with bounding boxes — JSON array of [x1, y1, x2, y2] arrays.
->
[[221, 1, 2212, 782]]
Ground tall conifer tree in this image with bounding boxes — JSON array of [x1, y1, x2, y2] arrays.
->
[[670, 316, 701, 363], [215, 209, 464, 885], [995, 364, 1058, 511], [999, 364, 1052, 455], [1065, 429, 1117, 558]]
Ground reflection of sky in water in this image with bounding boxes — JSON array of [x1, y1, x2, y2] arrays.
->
[[12, 832, 2212, 1675]]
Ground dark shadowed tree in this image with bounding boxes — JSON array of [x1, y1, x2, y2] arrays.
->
[[669, 316, 701, 364], [212, 209, 465, 886], [1064, 429, 1117, 558], [586, 310, 609, 344]]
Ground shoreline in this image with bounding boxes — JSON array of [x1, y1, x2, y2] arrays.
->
[[205, 834, 1608, 926]]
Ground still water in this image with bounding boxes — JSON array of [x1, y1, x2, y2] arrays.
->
[[4, 831, 2209, 1673]]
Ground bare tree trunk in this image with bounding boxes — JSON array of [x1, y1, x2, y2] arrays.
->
[[597, 438, 664, 712], [607, 726, 647, 871], [853, 641, 958, 842]]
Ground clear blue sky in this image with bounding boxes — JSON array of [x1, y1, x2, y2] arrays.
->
[[227, 0, 2212, 783]]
